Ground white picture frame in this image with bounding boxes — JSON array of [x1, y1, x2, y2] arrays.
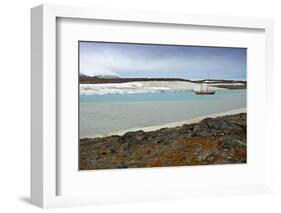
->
[[31, 4, 274, 208]]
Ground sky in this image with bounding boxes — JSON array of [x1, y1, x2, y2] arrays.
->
[[79, 41, 247, 80]]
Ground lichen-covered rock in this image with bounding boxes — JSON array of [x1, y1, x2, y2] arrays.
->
[[219, 135, 246, 150], [192, 114, 246, 137]]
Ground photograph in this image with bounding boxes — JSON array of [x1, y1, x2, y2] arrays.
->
[[79, 41, 247, 170]]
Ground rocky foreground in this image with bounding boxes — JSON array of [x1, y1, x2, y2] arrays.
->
[[80, 113, 246, 170]]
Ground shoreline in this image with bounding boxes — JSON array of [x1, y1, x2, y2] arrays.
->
[[81, 108, 246, 139]]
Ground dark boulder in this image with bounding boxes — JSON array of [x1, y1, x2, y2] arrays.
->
[[120, 130, 147, 144], [192, 117, 244, 137], [114, 162, 129, 169], [218, 135, 246, 150]]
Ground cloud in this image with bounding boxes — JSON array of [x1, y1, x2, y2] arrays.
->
[[79, 42, 246, 80]]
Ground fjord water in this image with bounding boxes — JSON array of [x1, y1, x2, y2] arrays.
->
[[80, 89, 246, 138]]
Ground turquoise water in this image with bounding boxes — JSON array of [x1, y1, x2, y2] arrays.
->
[[80, 89, 246, 138], [80, 89, 243, 103]]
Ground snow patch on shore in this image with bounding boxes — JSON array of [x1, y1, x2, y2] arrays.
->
[[80, 81, 225, 95]]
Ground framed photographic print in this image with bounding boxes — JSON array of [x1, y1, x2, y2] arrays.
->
[[79, 42, 247, 170], [31, 4, 274, 208]]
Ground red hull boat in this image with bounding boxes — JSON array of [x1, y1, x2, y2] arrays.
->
[[194, 82, 216, 95], [195, 91, 215, 95]]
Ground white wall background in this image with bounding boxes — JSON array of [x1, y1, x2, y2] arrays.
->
[[0, 0, 280, 212]]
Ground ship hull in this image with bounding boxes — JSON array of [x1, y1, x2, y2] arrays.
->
[[194, 91, 215, 95]]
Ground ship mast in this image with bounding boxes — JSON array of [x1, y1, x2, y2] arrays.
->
[[207, 73, 210, 92]]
